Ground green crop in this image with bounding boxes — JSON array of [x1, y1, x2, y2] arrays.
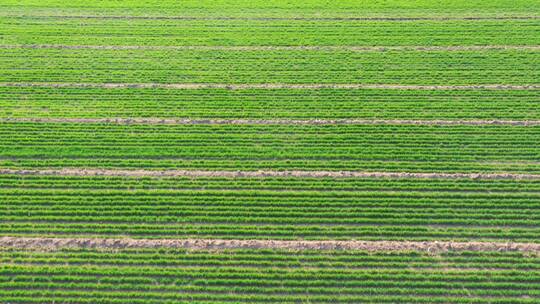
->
[[1, 87, 538, 120], [0, 248, 539, 303], [1, 123, 539, 172], [1, 0, 539, 303]]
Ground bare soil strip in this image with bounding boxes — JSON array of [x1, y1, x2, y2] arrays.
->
[[1, 169, 539, 180], [1, 83, 537, 90], [3, 118, 540, 126], [17, 15, 540, 21], [2, 219, 536, 230], [2, 44, 539, 52], [0, 237, 538, 253]]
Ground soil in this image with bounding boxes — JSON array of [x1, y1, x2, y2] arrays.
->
[[1, 237, 538, 253], [1, 82, 537, 90], [3, 118, 540, 126], [1, 168, 539, 180]]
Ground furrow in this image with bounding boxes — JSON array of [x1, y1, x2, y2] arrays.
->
[[1, 237, 539, 253], [0, 83, 537, 90], [2, 44, 539, 52], [11, 15, 540, 21], [2, 118, 540, 126], [1, 169, 540, 180]]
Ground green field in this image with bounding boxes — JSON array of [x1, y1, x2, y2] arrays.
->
[[1, 174, 540, 241], [1, 87, 539, 120], [1, 248, 539, 303], [1, 123, 539, 172], [0, 0, 539, 303], [1, 48, 538, 84]]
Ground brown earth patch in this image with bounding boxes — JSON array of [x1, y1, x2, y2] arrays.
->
[[12, 15, 540, 21], [2, 44, 539, 52], [1, 169, 539, 180], [1, 237, 539, 253], [0, 83, 537, 90], [2, 118, 540, 126]]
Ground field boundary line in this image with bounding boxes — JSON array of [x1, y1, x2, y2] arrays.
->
[[2, 44, 540, 52], [1, 169, 539, 180], [0, 83, 538, 90], [2, 219, 537, 229], [3, 118, 540, 126], [1, 237, 539, 252], [6, 15, 540, 21]]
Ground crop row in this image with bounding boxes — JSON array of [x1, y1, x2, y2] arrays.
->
[[3, 248, 538, 269], [6, 158, 540, 173], [1, 123, 539, 172], [2, 206, 539, 225], [2, 221, 539, 241], [1, 292, 538, 304], [2, 175, 539, 240], [2, 0, 537, 10], [0, 248, 538, 303], [5, 261, 540, 281], [1, 284, 539, 298], [1, 87, 539, 120], [2, 188, 540, 224], [1, 0, 537, 18], [1, 48, 538, 84], [3, 17, 539, 46]]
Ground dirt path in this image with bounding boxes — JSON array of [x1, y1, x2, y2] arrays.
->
[[3, 118, 540, 126], [2, 44, 539, 52], [0, 82, 537, 90], [12, 15, 540, 21], [1, 169, 539, 180], [1, 237, 538, 253]]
